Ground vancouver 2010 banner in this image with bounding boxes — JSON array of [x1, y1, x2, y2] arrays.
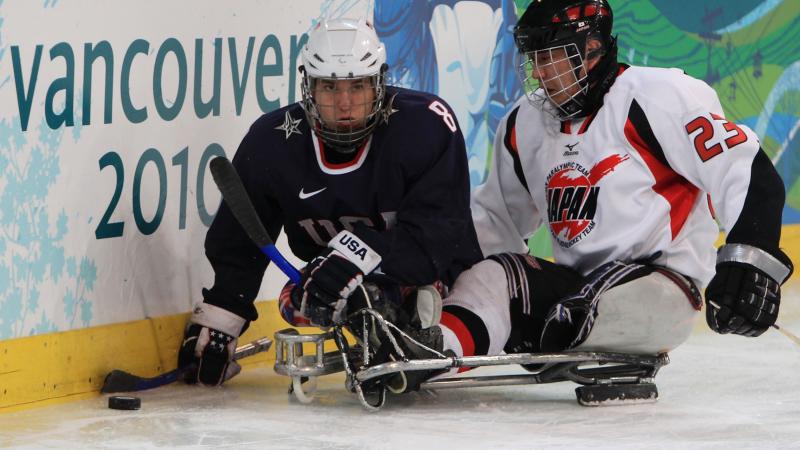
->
[[1, 0, 798, 339]]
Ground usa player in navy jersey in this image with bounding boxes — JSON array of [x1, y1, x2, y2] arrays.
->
[[360, 0, 794, 393], [177, 18, 482, 386]]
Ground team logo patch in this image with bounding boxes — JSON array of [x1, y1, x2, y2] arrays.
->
[[546, 154, 629, 247], [563, 142, 580, 156], [275, 111, 303, 139]]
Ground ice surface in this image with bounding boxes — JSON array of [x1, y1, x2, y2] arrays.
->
[[2, 320, 800, 449]]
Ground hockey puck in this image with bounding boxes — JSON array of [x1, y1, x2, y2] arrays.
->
[[108, 395, 141, 410]]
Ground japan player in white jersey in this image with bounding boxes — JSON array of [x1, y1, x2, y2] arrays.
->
[[368, 0, 795, 393]]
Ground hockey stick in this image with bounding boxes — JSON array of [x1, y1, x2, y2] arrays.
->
[[209, 156, 332, 403], [209, 156, 301, 284], [708, 300, 800, 347], [772, 323, 800, 347], [101, 336, 273, 393], [102, 157, 301, 394]]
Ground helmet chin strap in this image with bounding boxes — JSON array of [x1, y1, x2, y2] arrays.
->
[[556, 37, 619, 119], [579, 37, 619, 117], [324, 139, 360, 155]]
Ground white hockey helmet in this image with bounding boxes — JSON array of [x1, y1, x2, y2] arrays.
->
[[300, 18, 388, 152]]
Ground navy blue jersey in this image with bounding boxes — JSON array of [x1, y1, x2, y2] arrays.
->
[[203, 87, 482, 321]]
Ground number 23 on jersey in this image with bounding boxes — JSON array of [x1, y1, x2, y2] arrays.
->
[[685, 113, 749, 162]]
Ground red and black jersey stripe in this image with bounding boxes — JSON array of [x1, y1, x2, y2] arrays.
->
[[624, 99, 699, 240], [503, 106, 530, 193]]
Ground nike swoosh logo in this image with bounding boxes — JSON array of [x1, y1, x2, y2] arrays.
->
[[299, 187, 326, 200]]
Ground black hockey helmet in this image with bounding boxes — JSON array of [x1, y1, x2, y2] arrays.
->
[[514, 0, 614, 55], [513, 0, 618, 118]]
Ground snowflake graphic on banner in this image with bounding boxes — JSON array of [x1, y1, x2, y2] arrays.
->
[[0, 2, 97, 339]]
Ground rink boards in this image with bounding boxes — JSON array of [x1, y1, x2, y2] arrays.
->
[[2, 225, 800, 412]]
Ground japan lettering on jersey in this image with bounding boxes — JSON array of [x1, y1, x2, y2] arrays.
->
[[473, 65, 760, 287], [546, 155, 628, 247]]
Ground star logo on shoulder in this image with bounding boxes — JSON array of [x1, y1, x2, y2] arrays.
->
[[276, 111, 303, 139], [381, 93, 400, 123]]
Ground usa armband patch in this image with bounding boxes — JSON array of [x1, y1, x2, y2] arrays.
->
[[328, 230, 382, 274]]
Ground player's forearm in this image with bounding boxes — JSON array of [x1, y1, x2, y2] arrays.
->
[[202, 207, 271, 320], [203, 241, 269, 321], [725, 150, 785, 257], [353, 219, 476, 286], [356, 137, 478, 284], [352, 224, 439, 284], [471, 164, 540, 256]]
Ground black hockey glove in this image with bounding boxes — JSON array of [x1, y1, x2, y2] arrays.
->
[[300, 230, 382, 313], [705, 244, 793, 337], [178, 302, 248, 386]]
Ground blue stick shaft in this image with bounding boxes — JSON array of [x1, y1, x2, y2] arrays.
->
[[262, 244, 301, 284]]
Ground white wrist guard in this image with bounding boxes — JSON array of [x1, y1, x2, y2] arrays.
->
[[717, 243, 792, 284], [328, 230, 382, 274], [190, 303, 247, 337]]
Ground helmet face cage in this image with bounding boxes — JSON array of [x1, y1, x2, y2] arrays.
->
[[299, 18, 388, 152], [517, 42, 588, 119], [513, 0, 613, 119], [301, 71, 386, 152]]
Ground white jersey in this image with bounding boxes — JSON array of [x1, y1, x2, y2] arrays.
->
[[472, 65, 762, 287]]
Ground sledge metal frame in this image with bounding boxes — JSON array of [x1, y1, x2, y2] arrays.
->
[[274, 328, 344, 378], [274, 326, 668, 410]]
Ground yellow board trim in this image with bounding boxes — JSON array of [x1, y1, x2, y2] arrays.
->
[[3, 225, 800, 413], [0, 301, 286, 413], [779, 224, 800, 268]]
